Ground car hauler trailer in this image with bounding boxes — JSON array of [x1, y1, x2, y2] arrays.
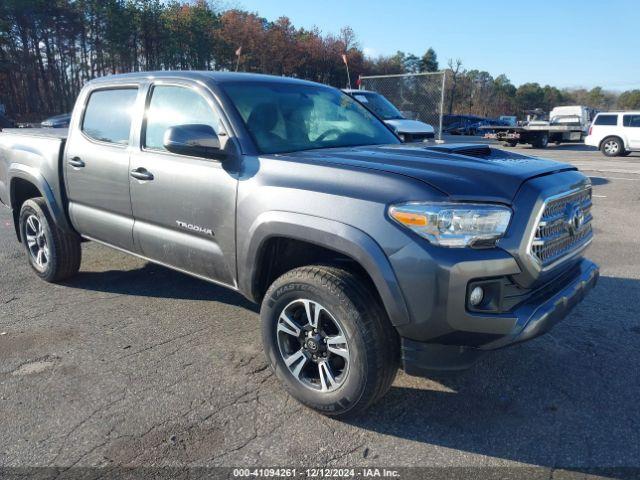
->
[[481, 106, 596, 148]]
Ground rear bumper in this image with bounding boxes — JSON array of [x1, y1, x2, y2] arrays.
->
[[584, 135, 598, 147], [401, 258, 599, 376]]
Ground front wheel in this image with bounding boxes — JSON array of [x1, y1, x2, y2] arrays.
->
[[261, 265, 399, 417], [19, 198, 81, 282]]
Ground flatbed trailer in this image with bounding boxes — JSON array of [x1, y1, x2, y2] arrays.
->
[[481, 124, 585, 148]]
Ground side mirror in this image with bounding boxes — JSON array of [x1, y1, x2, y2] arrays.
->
[[163, 124, 225, 159]]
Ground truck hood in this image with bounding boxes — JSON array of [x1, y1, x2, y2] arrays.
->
[[283, 143, 576, 203], [384, 118, 434, 134]]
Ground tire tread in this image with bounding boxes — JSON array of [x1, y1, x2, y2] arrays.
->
[[262, 264, 399, 416], [20, 198, 81, 282]]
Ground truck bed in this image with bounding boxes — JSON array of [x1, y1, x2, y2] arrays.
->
[[0, 128, 68, 218], [481, 125, 584, 132]]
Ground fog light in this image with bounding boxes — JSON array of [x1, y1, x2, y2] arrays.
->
[[469, 286, 484, 306]]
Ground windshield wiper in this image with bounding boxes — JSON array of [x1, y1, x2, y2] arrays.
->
[[271, 142, 386, 155]]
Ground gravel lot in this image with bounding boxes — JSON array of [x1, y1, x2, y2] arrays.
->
[[1, 143, 639, 477]]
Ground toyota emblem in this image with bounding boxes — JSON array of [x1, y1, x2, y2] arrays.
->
[[566, 204, 584, 236]]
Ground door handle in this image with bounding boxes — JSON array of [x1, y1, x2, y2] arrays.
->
[[68, 157, 85, 168], [130, 167, 154, 181]]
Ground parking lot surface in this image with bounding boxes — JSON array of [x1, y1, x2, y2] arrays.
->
[[1, 143, 639, 475]]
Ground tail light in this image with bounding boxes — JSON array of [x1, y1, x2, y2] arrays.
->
[[588, 126, 593, 136]]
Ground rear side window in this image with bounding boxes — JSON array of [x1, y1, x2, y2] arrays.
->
[[623, 115, 640, 127], [82, 88, 138, 145], [594, 114, 618, 126]]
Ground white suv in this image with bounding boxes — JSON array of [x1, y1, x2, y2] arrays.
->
[[585, 112, 640, 157]]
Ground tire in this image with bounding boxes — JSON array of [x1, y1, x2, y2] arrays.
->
[[19, 198, 81, 282], [532, 133, 549, 148], [620, 150, 632, 157], [504, 140, 517, 147], [261, 265, 399, 417], [601, 136, 624, 157]]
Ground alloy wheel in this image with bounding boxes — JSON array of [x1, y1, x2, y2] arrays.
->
[[24, 214, 49, 270], [604, 140, 619, 155], [276, 299, 350, 393]]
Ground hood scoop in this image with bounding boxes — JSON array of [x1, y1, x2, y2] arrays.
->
[[422, 143, 492, 159]]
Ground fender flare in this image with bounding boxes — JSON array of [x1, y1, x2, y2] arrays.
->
[[8, 164, 71, 237], [239, 211, 411, 326]]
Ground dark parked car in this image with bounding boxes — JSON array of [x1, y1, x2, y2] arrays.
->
[[443, 114, 482, 135], [443, 115, 508, 136], [0, 113, 15, 130], [40, 113, 72, 128]]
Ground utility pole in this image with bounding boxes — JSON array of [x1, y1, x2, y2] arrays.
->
[[342, 54, 351, 89], [235, 46, 242, 72]]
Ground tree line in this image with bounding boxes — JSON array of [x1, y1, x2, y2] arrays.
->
[[1, 0, 639, 121]]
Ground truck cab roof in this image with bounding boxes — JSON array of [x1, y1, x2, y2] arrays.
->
[[86, 71, 322, 88]]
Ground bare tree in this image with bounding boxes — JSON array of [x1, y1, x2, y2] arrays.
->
[[446, 58, 463, 115], [339, 26, 358, 51]]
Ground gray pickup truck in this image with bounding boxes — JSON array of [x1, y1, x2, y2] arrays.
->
[[0, 72, 598, 416]]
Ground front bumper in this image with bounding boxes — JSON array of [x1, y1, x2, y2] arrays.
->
[[402, 131, 435, 142], [482, 258, 598, 349], [401, 258, 599, 376]]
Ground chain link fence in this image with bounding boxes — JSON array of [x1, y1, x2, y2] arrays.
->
[[359, 71, 446, 140]]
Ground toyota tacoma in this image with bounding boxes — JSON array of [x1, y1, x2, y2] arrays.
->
[[0, 72, 598, 416]]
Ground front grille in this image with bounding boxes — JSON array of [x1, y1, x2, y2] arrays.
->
[[530, 187, 593, 268], [405, 132, 435, 142]]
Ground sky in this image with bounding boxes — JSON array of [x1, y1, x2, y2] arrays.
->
[[235, 0, 640, 91]]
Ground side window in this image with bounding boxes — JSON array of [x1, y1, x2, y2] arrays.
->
[[82, 88, 138, 145], [623, 115, 640, 127], [144, 85, 221, 151], [594, 114, 618, 126]]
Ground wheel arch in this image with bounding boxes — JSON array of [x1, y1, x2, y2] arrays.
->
[[8, 166, 70, 241], [9, 168, 55, 242], [240, 211, 411, 327]]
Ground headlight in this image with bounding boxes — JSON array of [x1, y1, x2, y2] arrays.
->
[[388, 202, 512, 247]]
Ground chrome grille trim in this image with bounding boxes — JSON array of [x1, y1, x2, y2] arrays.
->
[[528, 186, 593, 270]]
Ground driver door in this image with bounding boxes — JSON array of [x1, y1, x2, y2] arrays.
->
[[129, 81, 238, 287]]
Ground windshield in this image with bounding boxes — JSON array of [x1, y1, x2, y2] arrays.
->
[[221, 82, 400, 154], [351, 91, 404, 120]]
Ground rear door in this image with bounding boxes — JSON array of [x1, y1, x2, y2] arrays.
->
[[622, 114, 640, 149], [592, 113, 620, 146], [65, 86, 140, 251], [128, 81, 238, 286]]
